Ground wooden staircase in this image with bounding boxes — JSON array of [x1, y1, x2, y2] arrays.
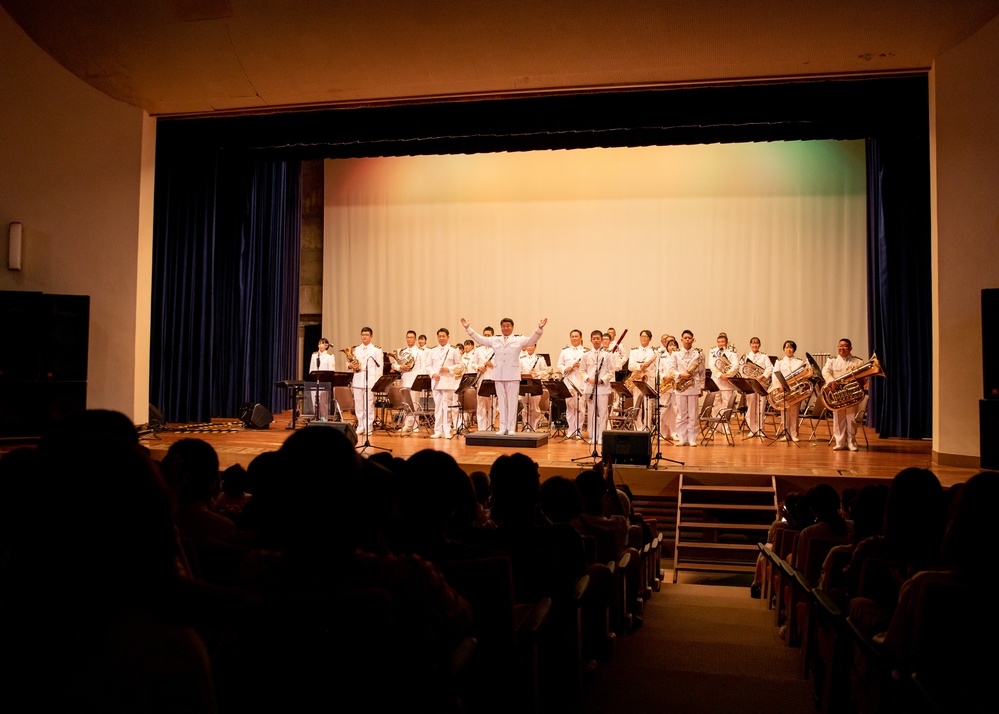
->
[[672, 472, 778, 583]]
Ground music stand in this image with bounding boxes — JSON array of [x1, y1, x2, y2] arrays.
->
[[633, 381, 658, 432], [730, 376, 766, 442], [518, 377, 543, 432], [308, 369, 336, 422], [476, 379, 498, 432], [372, 374, 398, 434], [543, 380, 572, 439], [453, 372, 479, 436], [767, 370, 797, 447], [356, 367, 391, 454]]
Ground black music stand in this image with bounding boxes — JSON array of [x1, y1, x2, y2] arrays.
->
[[372, 374, 398, 434], [767, 370, 797, 447], [476, 379, 498, 432], [518, 377, 543, 432], [408, 374, 434, 434], [633, 381, 658, 432], [543, 380, 572, 439], [453, 373, 479, 436], [308, 369, 336, 422], [610, 381, 633, 429], [731, 376, 771, 442], [562, 379, 586, 440], [329, 372, 353, 422]]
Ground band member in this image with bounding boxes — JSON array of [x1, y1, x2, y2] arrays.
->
[[581, 330, 616, 445], [350, 327, 382, 436], [558, 329, 589, 438], [822, 338, 866, 451], [462, 340, 477, 372], [770, 340, 805, 442], [658, 335, 679, 440], [417, 334, 428, 349], [310, 337, 335, 420], [519, 343, 548, 431], [742, 337, 773, 437], [628, 329, 658, 431], [462, 316, 547, 436], [669, 330, 705, 447], [426, 328, 463, 439], [708, 332, 739, 435], [472, 326, 496, 431], [391, 330, 423, 433]]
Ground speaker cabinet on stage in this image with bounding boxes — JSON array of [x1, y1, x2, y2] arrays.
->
[[984, 289, 999, 399], [306, 419, 358, 446], [602, 430, 651, 466], [981, 400, 999, 470], [239, 402, 273, 429]]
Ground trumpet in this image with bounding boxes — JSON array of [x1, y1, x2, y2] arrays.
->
[[341, 347, 361, 372]]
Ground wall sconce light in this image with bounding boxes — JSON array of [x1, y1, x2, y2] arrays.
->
[[8, 222, 22, 270]]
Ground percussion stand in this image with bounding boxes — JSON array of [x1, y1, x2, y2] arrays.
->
[[767, 370, 797, 448]]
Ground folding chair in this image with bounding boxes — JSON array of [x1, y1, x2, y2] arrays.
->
[[401, 387, 435, 435], [699, 391, 737, 445]]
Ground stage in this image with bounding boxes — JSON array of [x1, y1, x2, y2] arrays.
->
[[134, 409, 978, 497]]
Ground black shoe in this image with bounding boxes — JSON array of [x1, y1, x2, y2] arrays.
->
[[750, 583, 762, 599]]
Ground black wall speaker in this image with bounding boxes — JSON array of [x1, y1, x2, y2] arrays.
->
[[239, 402, 273, 429], [306, 419, 358, 446], [984, 289, 999, 399], [601, 430, 651, 466], [981, 400, 999, 470]]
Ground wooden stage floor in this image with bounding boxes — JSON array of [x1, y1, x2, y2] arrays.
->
[[137, 410, 978, 498]]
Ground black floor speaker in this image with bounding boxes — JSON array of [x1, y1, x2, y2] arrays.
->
[[306, 420, 358, 446], [239, 402, 273, 429], [602, 430, 651, 466], [981, 400, 999, 470]]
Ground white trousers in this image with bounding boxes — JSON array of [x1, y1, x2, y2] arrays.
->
[[432, 389, 454, 435], [495, 380, 519, 433], [586, 392, 610, 444], [831, 404, 858, 447], [675, 393, 700, 445], [746, 392, 766, 433], [351, 386, 376, 433]]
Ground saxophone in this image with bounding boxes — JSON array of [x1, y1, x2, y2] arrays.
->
[[674, 348, 703, 392], [767, 361, 814, 411], [341, 347, 361, 372], [819, 353, 884, 411]]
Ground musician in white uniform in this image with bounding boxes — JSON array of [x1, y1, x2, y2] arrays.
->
[[519, 343, 548, 431], [462, 316, 546, 435], [391, 330, 423, 433], [742, 337, 773, 437], [770, 340, 806, 442], [426, 328, 463, 439], [310, 337, 335, 420], [627, 330, 658, 431], [471, 326, 496, 431], [708, 332, 739, 435], [558, 329, 588, 438], [657, 335, 679, 440], [669, 330, 705, 447], [350, 327, 383, 436], [581, 330, 617, 445], [822, 338, 866, 451]]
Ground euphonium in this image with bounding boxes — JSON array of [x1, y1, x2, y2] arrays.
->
[[740, 355, 768, 383], [714, 353, 733, 374], [387, 349, 415, 370], [341, 347, 361, 372], [767, 362, 814, 411], [820, 353, 885, 411]]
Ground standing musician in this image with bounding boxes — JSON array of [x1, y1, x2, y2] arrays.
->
[[350, 327, 383, 436], [462, 316, 547, 436], [391, 330, 423, 434], [741, 337, 773, 437], [461, 340, 477, 373], [581, 329, 616, 445], [822, 338, 866, 451], [627, 330, 658, 431], [708, 332, 739, 435], [426, 327, 463, 439], [669, 330, 705, 447], [770, 340, 805, 442], [558, 329, 589, 439], [658, 335, 679, 440], [472, 326, 497, 431], [311, 337, 335, 420], [519, 343, 548, 431]]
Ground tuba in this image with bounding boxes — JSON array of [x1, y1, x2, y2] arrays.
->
[[767, 361, 815, 411], [820, 353, 885, 411], [341, 347, 361, 372]]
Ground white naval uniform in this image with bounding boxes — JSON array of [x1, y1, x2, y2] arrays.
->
[[770, 355, 806, 439], [466, 325, 544, 435], [472, 345, 496, 431], [581, 349, 616, 445], [657, 349, 677, 439], [558, 344, 588, 437], [743, 350, 773, 434], [627, 344, 658, 430], [519, 353, 548, 431], [708, 346, 739, 431], [309, 349, 336, 419], [669, 347, 705, 446], [350, 342, 383, 434], [822, 353, 865, 449], [426, 344, 463, 438]]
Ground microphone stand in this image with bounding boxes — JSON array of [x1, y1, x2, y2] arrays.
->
[[573, 355, 603, 465], [357, 355, 390, 454]]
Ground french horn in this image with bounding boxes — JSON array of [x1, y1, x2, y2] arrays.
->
[[341, 347, 361, 372]]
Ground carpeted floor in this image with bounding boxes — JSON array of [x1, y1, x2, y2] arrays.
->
[[582, 577, 815, 714]]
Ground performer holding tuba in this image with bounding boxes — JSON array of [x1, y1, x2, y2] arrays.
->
[[708, 332, 739, 435], [769, 340, 808, 442], [668, 330, 705, 447], [821, 338, 867, 451], [557, 329, 589, 439], [626, 329, 658, 431], [741, 337, 773, 437], [391, 329, 423, 434]]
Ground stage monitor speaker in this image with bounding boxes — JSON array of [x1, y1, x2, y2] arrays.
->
[[602, 430, 651, 466], [239, 402, 273, 429], [306, 419, 358, 446], [981, 400, 999, 470], [984, 289, 999, 399], [149, 403, 165, 428]]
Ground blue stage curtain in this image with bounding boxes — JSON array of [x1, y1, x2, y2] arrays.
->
[[151, 150, 300, 423], [866, 138, 932, 438]]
